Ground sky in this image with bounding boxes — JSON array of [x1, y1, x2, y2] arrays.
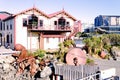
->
[[0, 0, 120, 24]]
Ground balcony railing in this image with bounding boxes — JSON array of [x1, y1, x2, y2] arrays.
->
[[27, 25, 71, 31]]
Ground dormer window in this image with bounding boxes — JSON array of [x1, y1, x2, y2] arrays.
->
[[28, 14, 38, 27], [58, 17, 66, 27]]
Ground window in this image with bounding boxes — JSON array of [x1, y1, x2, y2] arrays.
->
[[10, 24, 12, 30], [3, 22, 5, 30], [6, 34, 9, 43], [28, 14, 38, 27], [110, 17, 117, 25], [0, 22, 2, 30], [40, 20, 43, 27], [58, 17, 66, 27], [7, 25, 9, 30], [23, 18, 27, 26], [54, 21, 57, 25], [67, 22, 70, 26], [0, 34, 2, 45], [11, 34, 12, 43], [116, 17, 119, 25]]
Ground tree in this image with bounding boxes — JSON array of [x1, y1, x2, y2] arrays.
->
[[83, 38, 93, 55], [83, 36, 103, 56], [57, 39, 75, 62]]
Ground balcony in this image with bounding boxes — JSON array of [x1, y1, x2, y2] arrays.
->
[[27, 25, 71, 32]]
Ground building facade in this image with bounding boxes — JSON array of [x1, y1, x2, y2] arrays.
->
[[0, 7, 81, 51], [94, 15, 120, 33]]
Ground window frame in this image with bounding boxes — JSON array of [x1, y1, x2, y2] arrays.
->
[[39, 20, 43, 27], [23, 18, 28, 27]]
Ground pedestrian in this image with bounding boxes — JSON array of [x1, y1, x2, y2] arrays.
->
[[73, 57, 78, 66], [35, 59, 52, 80]]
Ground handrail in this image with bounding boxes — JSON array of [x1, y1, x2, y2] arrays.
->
[[27, 25, 71, 31]]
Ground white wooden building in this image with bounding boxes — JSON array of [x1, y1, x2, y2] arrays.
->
[[0, 7, 80, 51]]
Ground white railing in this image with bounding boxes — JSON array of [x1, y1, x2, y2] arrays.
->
[[78, 74, 118, 80], [78, 73, 100, 80], [54, 64, 98, 80]]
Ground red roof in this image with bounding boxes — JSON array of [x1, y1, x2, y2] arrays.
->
[[0, 12, 12, 20]]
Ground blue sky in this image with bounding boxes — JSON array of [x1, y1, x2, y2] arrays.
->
[[0, 0, 120, 24]]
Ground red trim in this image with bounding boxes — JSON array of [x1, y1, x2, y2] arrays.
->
[[14, 17, 16, 46], [14, 7, 49, 18], [48, 10, 77, 21]]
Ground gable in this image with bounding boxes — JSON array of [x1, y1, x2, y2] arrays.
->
[[14, 7, 49, 18], [48, 10, 77, 21]]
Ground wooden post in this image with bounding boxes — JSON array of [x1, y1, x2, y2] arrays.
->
[[39, 32, 44, 49]]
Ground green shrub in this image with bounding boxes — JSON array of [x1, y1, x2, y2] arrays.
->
[[33, 49, 46, 58], [86, 58, 94, 64]]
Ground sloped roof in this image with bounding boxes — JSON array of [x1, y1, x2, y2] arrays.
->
[[48, 9, 77, 21], [3, 7, 77, 21], [0, 11, 12, 20], [3, 7, 49, 21], [14, 7, 49, 18]]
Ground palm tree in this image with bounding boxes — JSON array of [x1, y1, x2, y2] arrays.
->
[[83, 38, 93, 55], [92, 37, 103, 54], [57, 39, 75, 62], [84, 36, 103, 56]]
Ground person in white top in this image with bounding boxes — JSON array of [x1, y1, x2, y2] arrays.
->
[[36, 59, 52, 80]]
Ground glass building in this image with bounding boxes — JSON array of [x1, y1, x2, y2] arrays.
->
[[94, 15, 120, 33]]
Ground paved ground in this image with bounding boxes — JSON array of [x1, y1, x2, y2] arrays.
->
[[93, 57, 120, 77]]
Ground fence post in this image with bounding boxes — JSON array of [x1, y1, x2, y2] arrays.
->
[[81, 65, 83, 78]]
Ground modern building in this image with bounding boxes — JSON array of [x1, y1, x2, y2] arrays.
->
[[94, 15, 120, 33], [82, 23, 94, 33], [0, 7, 81, 51]]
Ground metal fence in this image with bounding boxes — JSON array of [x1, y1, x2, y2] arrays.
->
[[78, 74, 119, 80], [54, 64, 98, 80], [78, 73, 100, 80]]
